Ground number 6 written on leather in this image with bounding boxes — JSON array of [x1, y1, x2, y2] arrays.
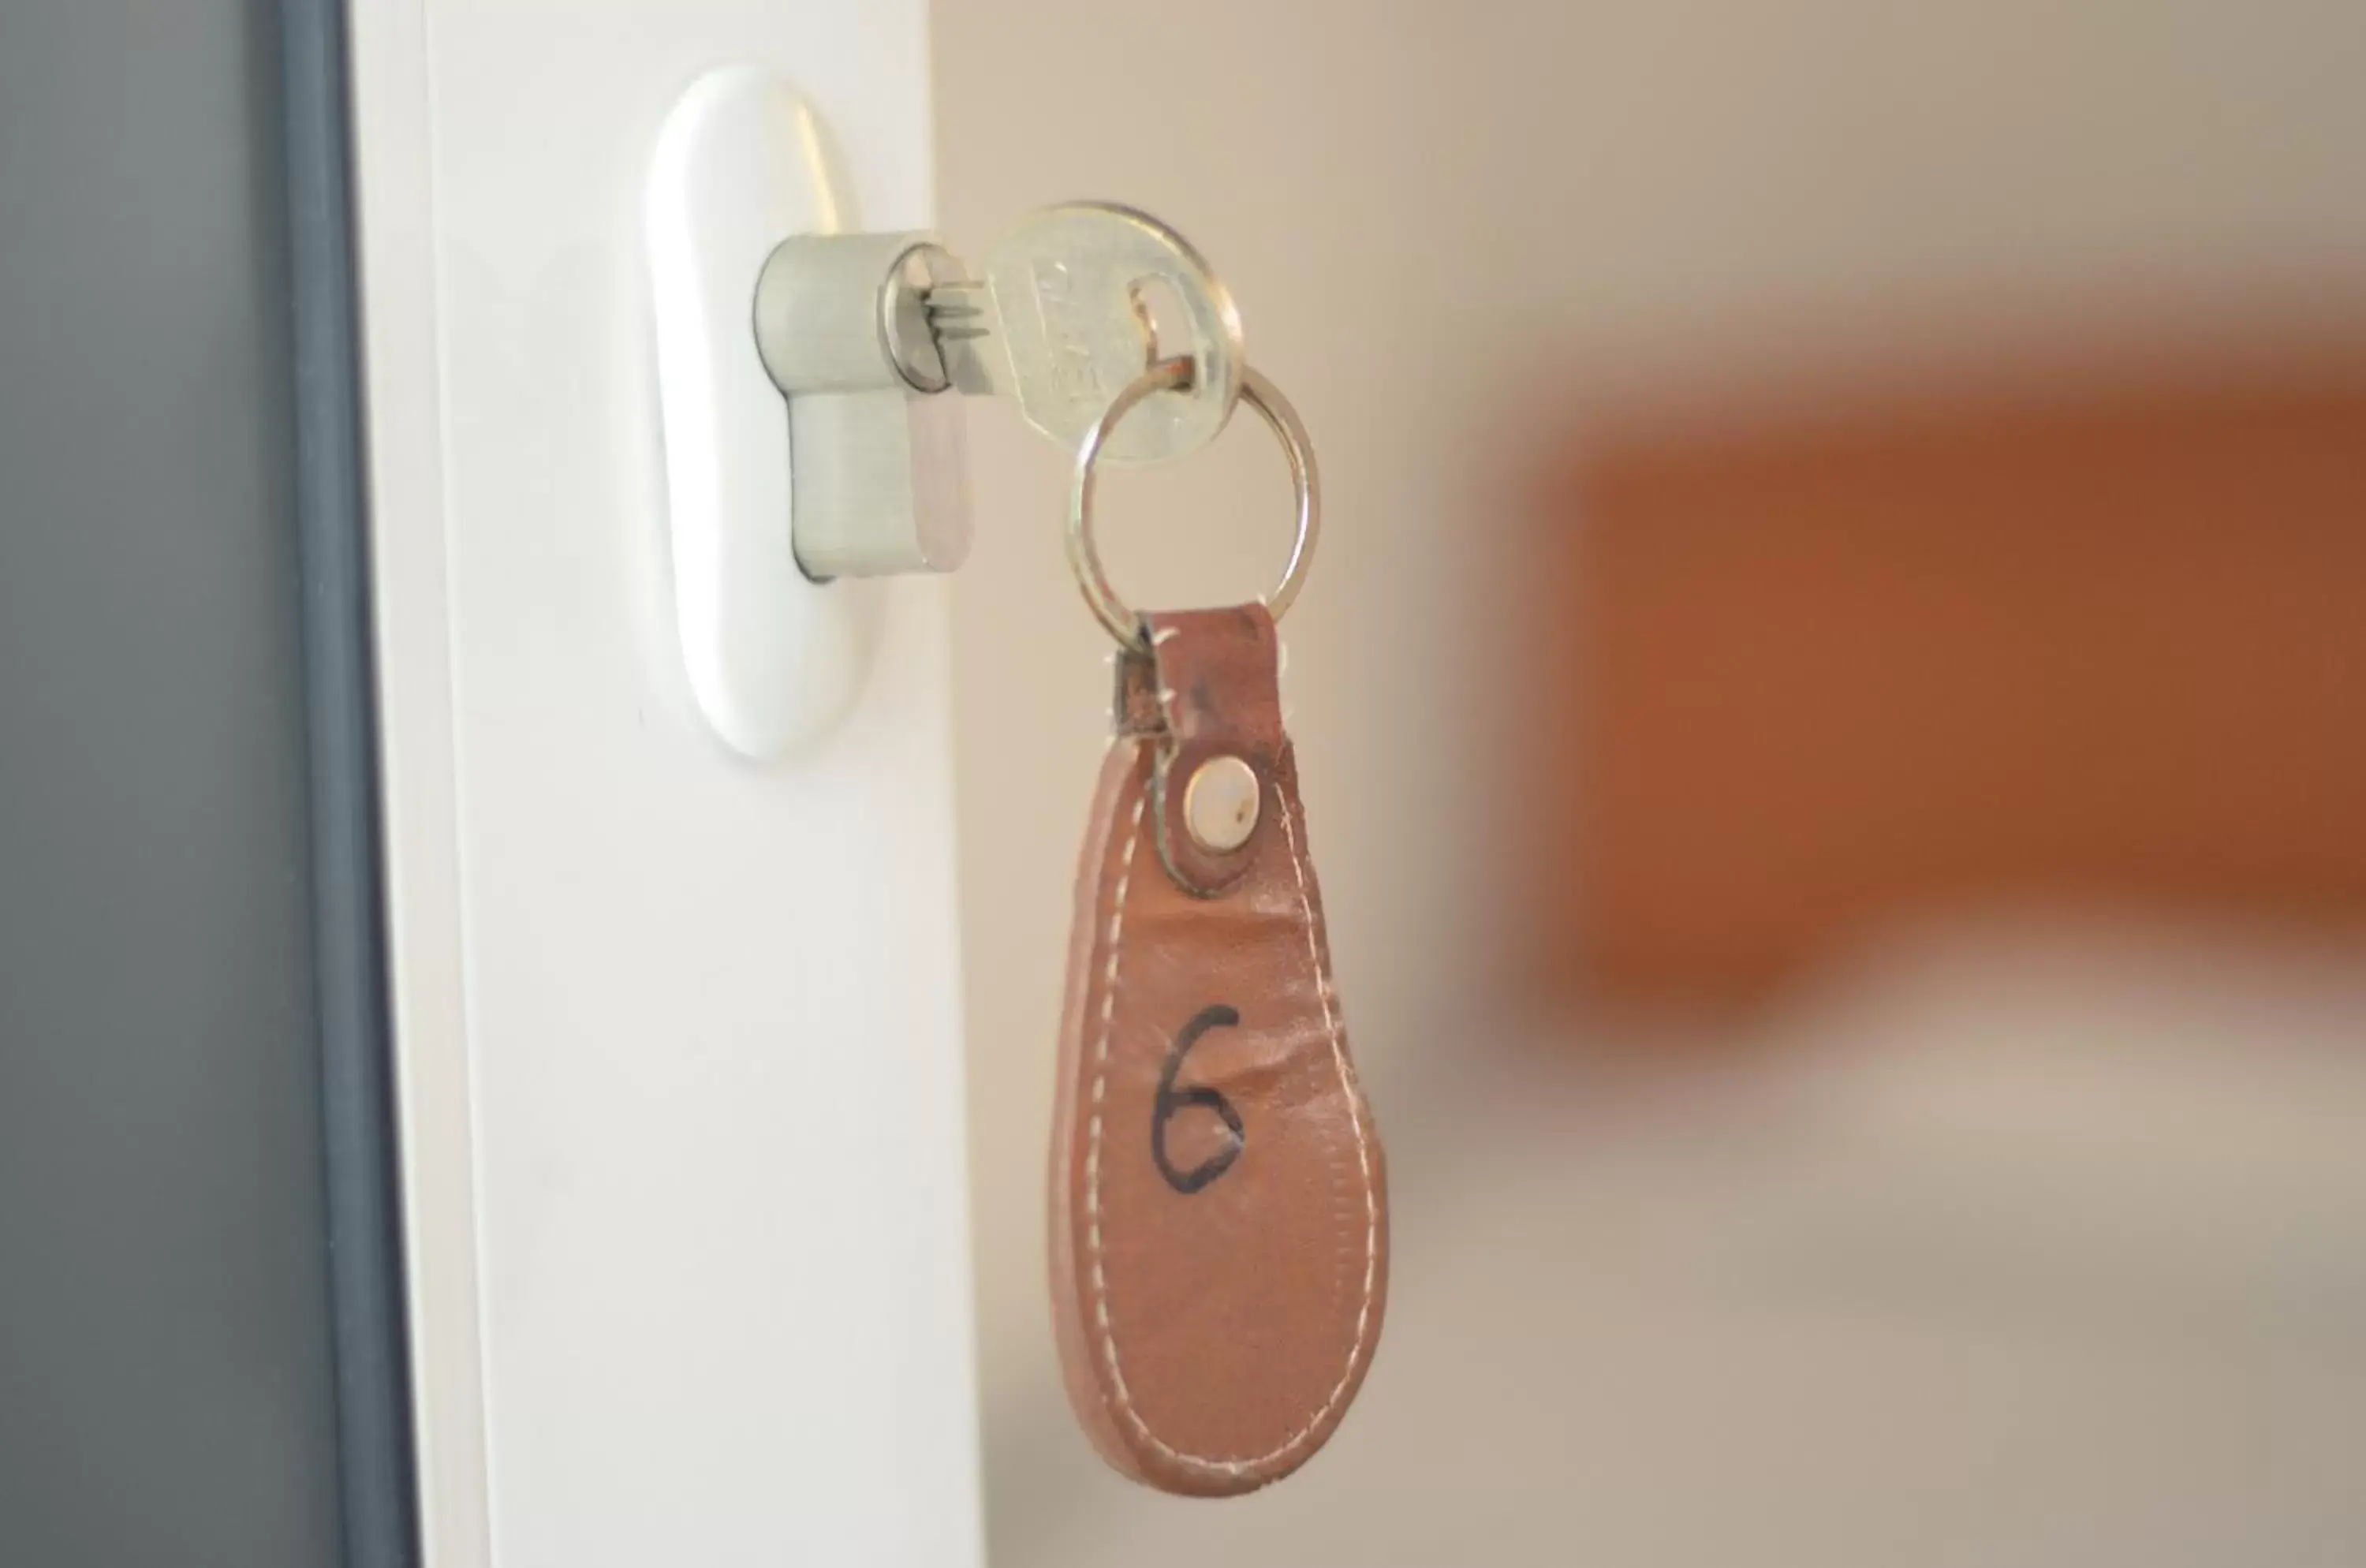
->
[[1152, 1003, 1246, 1196]]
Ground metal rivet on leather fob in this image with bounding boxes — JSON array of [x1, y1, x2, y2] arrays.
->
[[1182, 755, 1260, 853]]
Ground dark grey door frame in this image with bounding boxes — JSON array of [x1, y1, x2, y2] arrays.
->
[[0, 0, 418, 1561], [280, 0, 421, 1562]]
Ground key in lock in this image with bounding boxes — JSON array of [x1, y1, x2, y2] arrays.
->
[[925, 203, 1245, 466], [752, 203, 1248, 581]]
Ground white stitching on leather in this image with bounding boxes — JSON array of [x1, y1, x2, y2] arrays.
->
[[1083, 778, 1146, 1352], [1085, 753, 1379, 1478]]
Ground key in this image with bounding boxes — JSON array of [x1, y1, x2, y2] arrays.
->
[[926, 203, 1245, 465]]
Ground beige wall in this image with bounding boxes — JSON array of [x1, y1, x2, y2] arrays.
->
[[934, 2, 2366, 1559]]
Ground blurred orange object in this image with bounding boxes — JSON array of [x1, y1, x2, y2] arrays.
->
[[1530, 346, 2366, 1004]]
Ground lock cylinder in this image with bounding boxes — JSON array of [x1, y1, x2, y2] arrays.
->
[[754, 233, 972, 580]]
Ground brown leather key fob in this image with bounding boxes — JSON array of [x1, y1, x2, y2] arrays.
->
[[1047, 603, 1389, 1496]]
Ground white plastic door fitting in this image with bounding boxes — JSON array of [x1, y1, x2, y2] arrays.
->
[[645, 67, 964, 758]]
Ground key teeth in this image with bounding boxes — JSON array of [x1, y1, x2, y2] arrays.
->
[[923, 281, 1002, 397], [924, 281, 990, 319], [924, 283, 992, 350]]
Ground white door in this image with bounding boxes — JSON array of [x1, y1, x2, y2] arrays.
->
[[347, 4, 979, 1564]]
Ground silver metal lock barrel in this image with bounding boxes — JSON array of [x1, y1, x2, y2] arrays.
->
[[754, 233, 971, 580]]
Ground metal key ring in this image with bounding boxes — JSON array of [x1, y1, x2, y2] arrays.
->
[[1068, 357, 1321, 649]]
